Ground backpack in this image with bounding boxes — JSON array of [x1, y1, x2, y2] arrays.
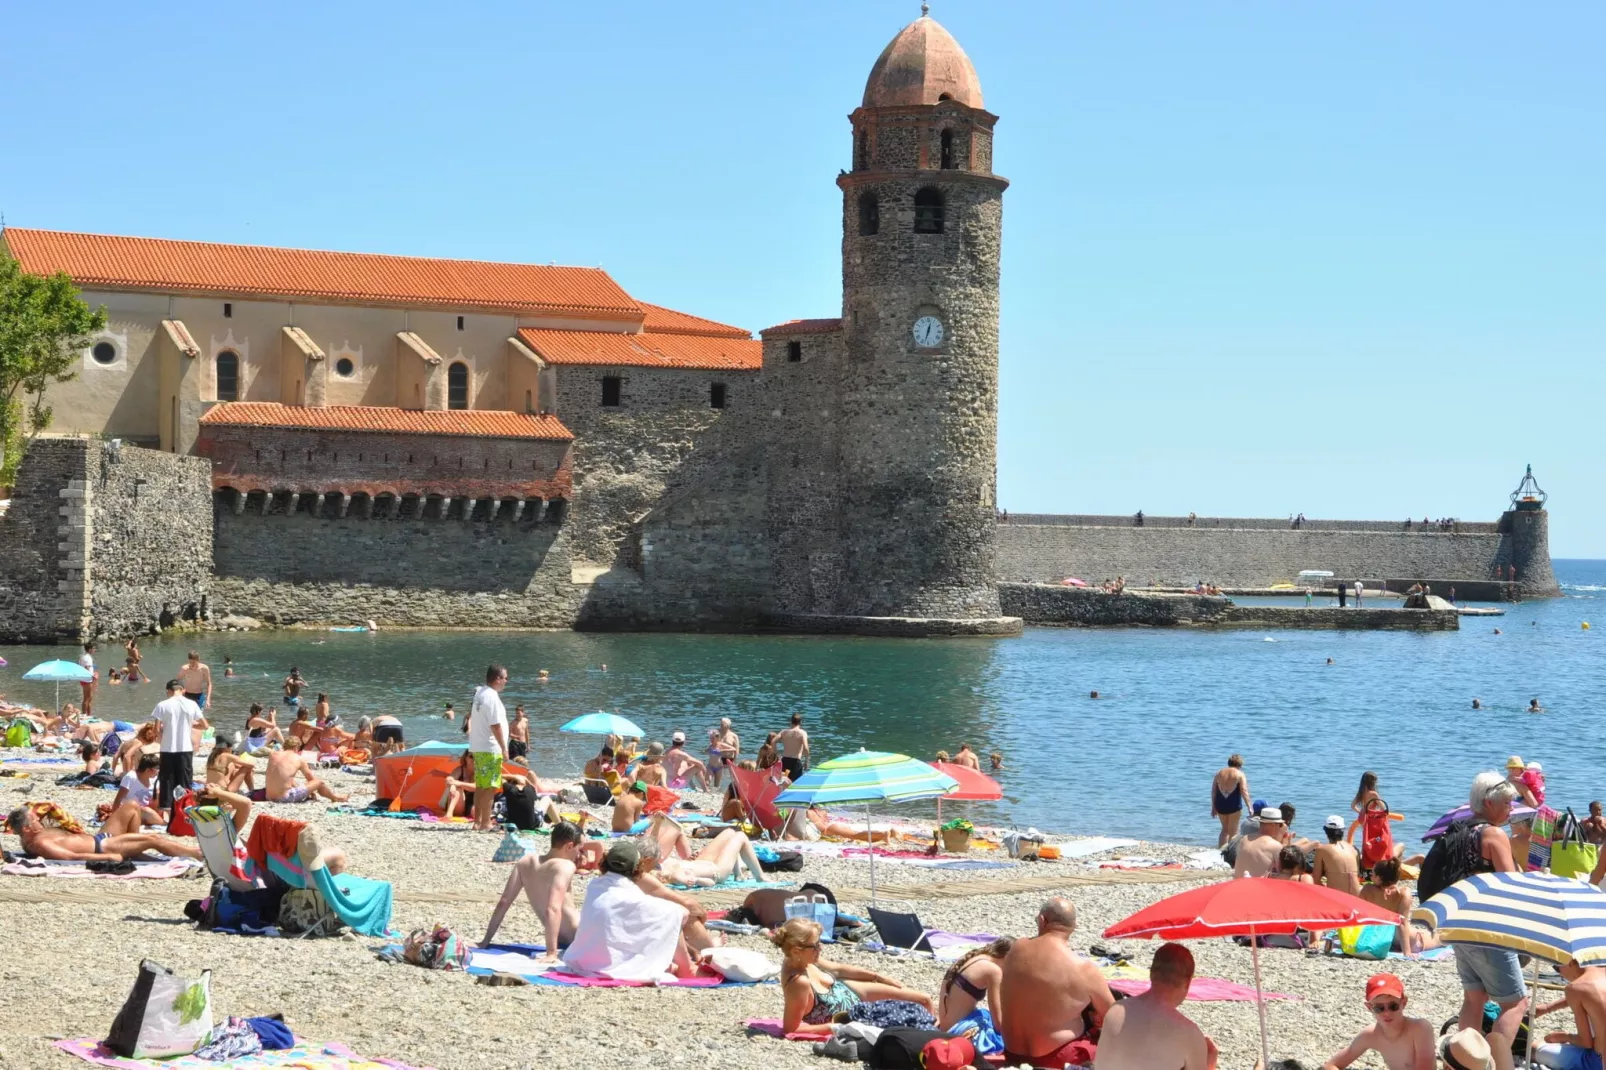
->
[[1418, 818, 1488, 902], [100, 732, 123, 759], [279, 889, 343, 938], [869, 1028, 949, 1070], [1360, 803, 1395, 869], [167, 791, 197, 838], [755, 846, 803, 872]]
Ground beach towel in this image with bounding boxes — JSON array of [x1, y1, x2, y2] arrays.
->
[[1051, 836, 1140, 859], [311, 864, 393, 937], [55, 1037, 439, 1069], [1, 857, 202, 879], [1107, 977, 1298, 1002], [561, 872, 688, 982], [464, 943, 765, 987]]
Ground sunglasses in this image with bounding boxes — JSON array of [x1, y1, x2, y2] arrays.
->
[[1369, 1001, 1402, 1014]]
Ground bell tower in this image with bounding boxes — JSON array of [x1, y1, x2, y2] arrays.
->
[[835, 10, 1009, 621]]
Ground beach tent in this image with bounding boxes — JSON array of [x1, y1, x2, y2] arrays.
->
[[375, 741, 531, 811]]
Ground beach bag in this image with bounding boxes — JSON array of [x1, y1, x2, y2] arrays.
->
[[403, 925, 471, 970], [1360, 803, 1396, 870], [1552, 809, 1599, 879], [1338, 924, 1395, 960], [4, 719, 33, 748], [105, 960, 214, 1059], [698, 946, 780, 983], [279, 889, 343, 937], [167, 790, 197, 838], [1419, 818, 1487, 902], [99, 731, 123, 758], [785, 892, 837, 942], [1528, 805, 1560, 872], [755, 845, 803, 872], [492, 826, 541, 863], [869, 1028, 948, 1069]]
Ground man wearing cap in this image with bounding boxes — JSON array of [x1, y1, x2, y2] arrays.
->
[[636, 742, 668, 788], [1319, 973, 1435, 1070], [151, 679, 207, 811], [1234, 807, 1288, 879], [1532, 956, 1606, 1070], [662, 733, 710, 790], [562, 841, 694, 981], [1313, 815, 1363, 896]]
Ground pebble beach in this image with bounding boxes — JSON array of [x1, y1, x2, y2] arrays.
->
[[0, 751, 1536, 1070]]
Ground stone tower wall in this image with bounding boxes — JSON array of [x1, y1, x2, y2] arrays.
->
[[1497, 509, 1561, 598]]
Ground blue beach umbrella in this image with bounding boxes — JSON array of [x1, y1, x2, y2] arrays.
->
[[775, 750, 958, 901], [22, 658, 92, 713], [560, 711, 645, 738]]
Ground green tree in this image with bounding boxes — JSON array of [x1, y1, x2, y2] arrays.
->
[[0, 254, 106, 481]]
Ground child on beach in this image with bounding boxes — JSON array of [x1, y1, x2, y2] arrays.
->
[[1318, 973, 1435, 1070]]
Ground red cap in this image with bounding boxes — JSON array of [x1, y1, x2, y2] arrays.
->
[[920, 1036, 976, 1070], [1366, 973, 1405, 1001]]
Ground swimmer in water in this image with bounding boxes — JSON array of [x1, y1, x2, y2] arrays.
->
[[1325, 658, 1335, 665], [443, 702, 456, 721], [1089, 690, 1100, 699], [223, 656, 235, 678], [1494, 628, 1502, 635], [1528, 698, 1544, 713], [1472, 698, 1483, 709], [538, 669, 550, 683]]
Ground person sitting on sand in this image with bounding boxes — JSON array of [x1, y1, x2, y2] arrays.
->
[[953, 743, 981, 770], [1313, 815, 1362, 896], [773, 917, 935, 1036], [656, 827, 770, 888], [1318, 973, 1435, 1070], [481, 820, 583, 958], [613, 780, 648, 833], [1359, 858, 1439, 955], [636, 743, 668, 788], [287, 707, 318, 748], [264, 737, 348, 804], [437, 750, 476, 818], [1272, 845, 1314, 884], [1234, 807, 1288, 878], [1094, 942, 1217, 1070], [938, 938, 1013, 1056], [662, 732, 711, 790], [1000, 897, 1116, 1068], [77, 739, 103, 777], [632, 837, 721, 955], [245, 703, 284, 753], [718, 760, 760, 821], [562, 841, 696, 982], [113, 721, 160, 777], [1531, 956, 1606, 1070], [111, 754, 165, 826], [6, 801, 202, 862], [582, 744, 620, 805], [202, 742, 255, 827]]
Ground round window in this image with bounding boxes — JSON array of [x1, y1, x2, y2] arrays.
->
[[335, 357, 355, 377], [91, 341, 117, 365]]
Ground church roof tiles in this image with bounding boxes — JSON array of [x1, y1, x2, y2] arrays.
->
[[516, 328, 761, 370], [200, 403, 574, 440], [760, 318, 842, 337]]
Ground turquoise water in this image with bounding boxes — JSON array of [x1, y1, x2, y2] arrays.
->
[[6, 560, 1602, 845]]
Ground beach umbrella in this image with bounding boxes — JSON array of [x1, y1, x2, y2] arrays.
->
[[1422, 802, 1538, 841], [22, 658, 92, 713], [928, 761, 1002, 823], [1105, 879, 1399, 1069], [1414, 871, 1606, 1057], [559, 711, 644, 738], [775, 750, 958, 901]]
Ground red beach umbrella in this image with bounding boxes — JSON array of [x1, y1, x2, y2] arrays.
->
[[1104, 879, 1399, 1067], [928, 762, 1002, 801]]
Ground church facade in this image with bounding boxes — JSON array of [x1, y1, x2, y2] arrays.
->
[[0, 13, 1019, 638]]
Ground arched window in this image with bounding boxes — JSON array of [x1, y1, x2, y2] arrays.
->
[[940, 129, 955, 170], [913, 187, 945, 234], [858, 191, 879, 236], [447, 361, 469, 410], [216, 350, 240, 401]]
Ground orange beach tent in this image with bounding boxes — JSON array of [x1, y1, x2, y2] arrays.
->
[[375, 741, 532, 813]]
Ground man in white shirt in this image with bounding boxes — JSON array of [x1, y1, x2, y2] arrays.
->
[[468, 664, 510, 831], [152, 679, 207, 810]]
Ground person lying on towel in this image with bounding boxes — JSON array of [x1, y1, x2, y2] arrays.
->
[[6, 801, 202, 863]]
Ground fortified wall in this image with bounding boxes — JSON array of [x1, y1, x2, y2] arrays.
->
[[996, 511, 1559, 600]]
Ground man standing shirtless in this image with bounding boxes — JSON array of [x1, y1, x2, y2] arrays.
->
[[1533, 958, 1606, 1070], [1319, 974, 1435, 1070], [6, 802, 201, 861], [265, 738, 348, 803], [776, 714, 810, 783], [175, 650, 212, 711], [1000, 897, 1116, 1067], [1095, 943, 1216, 1070], [482, 820, 583, 960], [1313, 815, 1362, 896]]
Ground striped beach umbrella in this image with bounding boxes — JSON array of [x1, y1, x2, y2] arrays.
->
[[775, 750, 958, 901], [1413, 871, 1606, 965]]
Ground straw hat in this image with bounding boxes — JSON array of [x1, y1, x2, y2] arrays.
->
[[1506, 755, 1526, 770], [1440, 1027, 1492, 1070]]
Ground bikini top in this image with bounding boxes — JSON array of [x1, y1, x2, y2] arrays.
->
[[948, 970, 987, 1001]]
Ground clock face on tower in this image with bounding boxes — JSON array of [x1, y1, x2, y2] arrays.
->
[[912, 315, 944, 348]]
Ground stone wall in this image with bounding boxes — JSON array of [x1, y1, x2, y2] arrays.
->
[[0, 437, 93, 642], [998, 583, 1229, 626], [996, 520, 1507, 591], [1216, 605, 1459, 630]]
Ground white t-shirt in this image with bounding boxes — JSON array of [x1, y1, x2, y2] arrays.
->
[[119, 772, 153, 807], [468, 685, 507, 755], [153, 693, 203, 753], [78, 651, 94, 672]]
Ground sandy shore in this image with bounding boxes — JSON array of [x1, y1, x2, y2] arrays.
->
[[0, 750, 1540, 1070]]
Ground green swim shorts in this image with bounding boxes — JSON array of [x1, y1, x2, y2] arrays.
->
[[473, 751, 504, 790]]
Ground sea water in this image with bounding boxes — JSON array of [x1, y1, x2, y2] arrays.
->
[[5, 561, 1602, 846]]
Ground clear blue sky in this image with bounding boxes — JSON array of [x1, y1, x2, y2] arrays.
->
[[4, 2, 1601, 554]]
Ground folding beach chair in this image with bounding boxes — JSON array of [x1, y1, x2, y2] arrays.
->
[[186, 805, 259, 893], [868, 904, 934, 952], [729, 763, 787, 840]]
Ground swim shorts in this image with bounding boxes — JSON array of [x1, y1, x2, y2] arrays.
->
[[508, 739, 528, 760], [272, 786, 311, 804], [1534, 1043, 1605, 1070], [1455, 942, 1527, 1001], [184, 691, 207, 710], [473, 751, 504, 791], [1004, 1038, 1097, 1068], [374, 724, 404, 746]]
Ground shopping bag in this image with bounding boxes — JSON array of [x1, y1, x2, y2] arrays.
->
[[105, 960, 213, 1059]]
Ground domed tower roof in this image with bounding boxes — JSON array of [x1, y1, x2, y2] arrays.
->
[[862, 12, 983, 109]]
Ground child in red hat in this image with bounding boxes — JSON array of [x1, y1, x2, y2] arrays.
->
[[1319, 973, 1436, 1070]]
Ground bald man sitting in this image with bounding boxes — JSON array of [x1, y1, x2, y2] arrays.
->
[[1094, 942, 1218, 1070], [999, 897, 1117, 1067]]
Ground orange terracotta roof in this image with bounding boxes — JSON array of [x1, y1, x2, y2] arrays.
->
[[200, 403, 574, 440], [517, 328, 761, 370], [760, 318, 842, 337], [639, 302, 751, 339], [2, 228, 641, 318]]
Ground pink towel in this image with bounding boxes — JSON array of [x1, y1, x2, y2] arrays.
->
[[1108, 977, 1298, 1002], [1, 858, 200, 880], [746, 1020, 826, 1041], [541, 970, 726, 988]]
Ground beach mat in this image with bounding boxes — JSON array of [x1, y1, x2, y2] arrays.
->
[[745, 1022, 1007, 1063], [55, 1037, 438, 1069], [453, 944, 767, 987], [1, 858, 203, 880], [1052, 836, 1140, 859], [1108, 977, 1299, 1002]]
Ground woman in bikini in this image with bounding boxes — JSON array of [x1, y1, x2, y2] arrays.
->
[[773, 917, 935, 1036], [202, 742, 254, 827], [115, 722, 160, 777], [656, 826, 770, 888], [1211, 754, 1250, 847], [936, 938, 1013, 1056], [438, 750, 477, 818]]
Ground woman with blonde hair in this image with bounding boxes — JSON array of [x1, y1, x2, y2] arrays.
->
[[772, 917, 934, 1036]]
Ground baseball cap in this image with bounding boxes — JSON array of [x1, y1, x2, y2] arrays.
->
[[647, 741, 664, 757], [166, 679, 184, 691], [1258, 807, 1286, 823], [1506, 755, 1526, 770], [671, 731, 686, 744], [1323, 815, 1346, 831], [1251, 798, 1268, 814], [631, 780, 648, 794], [602, 841, 640, 876], [1365, 973, 1405, 1002]]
